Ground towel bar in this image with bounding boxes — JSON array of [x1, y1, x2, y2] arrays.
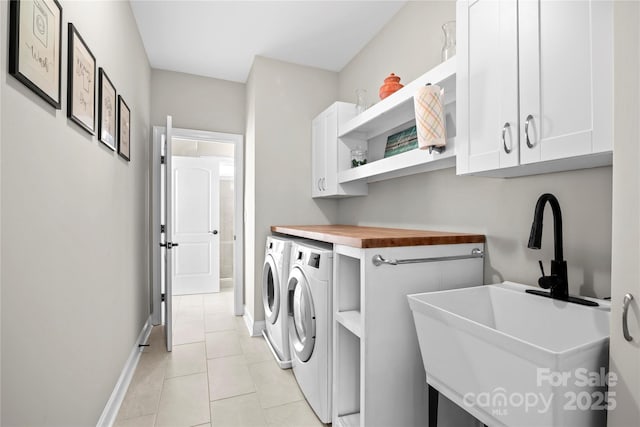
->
[[372, 248, 484, 266]]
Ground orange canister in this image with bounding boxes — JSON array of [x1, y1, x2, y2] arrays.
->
[[379, 73, 404, 99]]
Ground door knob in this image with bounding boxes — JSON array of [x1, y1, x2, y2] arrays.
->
[[209, 230, 218, 235]]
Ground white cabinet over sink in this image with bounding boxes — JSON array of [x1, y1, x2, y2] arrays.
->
[[456, 0, 613, 177]]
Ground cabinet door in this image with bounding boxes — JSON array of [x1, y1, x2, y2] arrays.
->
[[324, 107, 338, 194], [457, 0, 519, 174], [311, 114, 326, 198], [519, 0, 613, 164]]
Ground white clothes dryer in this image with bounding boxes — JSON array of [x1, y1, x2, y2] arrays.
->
[[287, 240, 334, 424], [262, 235, 304, 369]]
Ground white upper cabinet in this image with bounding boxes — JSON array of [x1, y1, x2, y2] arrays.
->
[[311, 102, 367, 198], [457, 0, 613, 177], [458, 0, 519, 173], [311, 114, 327, 198]]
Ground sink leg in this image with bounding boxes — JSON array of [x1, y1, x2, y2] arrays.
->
[[428, 384, 438, 427], [428, 383, 488, 427]]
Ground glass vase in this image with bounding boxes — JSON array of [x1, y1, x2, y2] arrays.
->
[[441, 21, 456, 62], [355, 89, 368, 114]]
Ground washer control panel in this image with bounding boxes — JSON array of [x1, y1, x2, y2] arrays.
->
[[307, 252, 321, 269]]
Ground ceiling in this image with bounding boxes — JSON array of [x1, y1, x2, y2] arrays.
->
[[130, 0, 407, 83]]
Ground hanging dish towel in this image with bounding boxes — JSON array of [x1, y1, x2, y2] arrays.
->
[[414, 84, 446, 150]]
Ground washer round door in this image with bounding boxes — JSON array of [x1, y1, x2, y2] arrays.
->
[[287, 267, 316, 362], [262, 255, 280, 324]]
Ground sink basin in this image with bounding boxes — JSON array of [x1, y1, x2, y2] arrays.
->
[[407, 282, 610, 427]]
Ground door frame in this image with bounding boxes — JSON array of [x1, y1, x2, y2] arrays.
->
[[151, 126, 244, 324]]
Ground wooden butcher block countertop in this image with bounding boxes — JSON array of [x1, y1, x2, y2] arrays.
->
[[271, 225, 485, 249]]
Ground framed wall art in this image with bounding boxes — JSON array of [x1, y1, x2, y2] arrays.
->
[[8, 0, 63, 109], [98, 68, 116, 150], [118, 95, 131, 161], [67, 23, 96, 135]]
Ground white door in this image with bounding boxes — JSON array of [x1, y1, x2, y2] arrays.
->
[[518, 0, 612, 164], [458, 0, 519, 174], [164, 116, 174, 352], [287, 267, 316, 363], [324, 106, 338, 194], [262, 254, 280, 324], [172, 156, 221, 295], [311, 114, 326, 197]]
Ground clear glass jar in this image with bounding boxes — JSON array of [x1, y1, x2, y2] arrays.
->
[[441, 21, 456, 62], [355, 89, 368, 114], [351, 146, 367, 168]]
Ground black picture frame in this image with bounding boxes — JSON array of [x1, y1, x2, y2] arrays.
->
[[67, 23, 96, 135], [8, 0, 63, 109], [117, 95, 131, 161], [98, 68, 117, 150]]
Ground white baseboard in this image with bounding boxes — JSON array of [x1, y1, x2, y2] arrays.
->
[[242, 305, 266, 337], [96, 316, 153, 427]]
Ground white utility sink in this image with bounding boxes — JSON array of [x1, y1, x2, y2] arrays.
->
[[407, 282, 610, 427]]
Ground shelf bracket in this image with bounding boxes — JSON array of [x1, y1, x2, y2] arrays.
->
[[428, 145, 446, 155]]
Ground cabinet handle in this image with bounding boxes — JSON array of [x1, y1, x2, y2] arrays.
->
[[502, 122, 512, 154], [524, 114, 535, 148], [623, 293, 634, 342], [317, 178, 322, 191]]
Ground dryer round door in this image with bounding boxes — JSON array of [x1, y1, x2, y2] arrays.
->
[[262, 255, 280, 324], [287, 267, 316, 362]]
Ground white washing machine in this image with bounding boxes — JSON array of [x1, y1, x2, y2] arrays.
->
[[262, 235, 303, 369], [287, 240, 333, 424]]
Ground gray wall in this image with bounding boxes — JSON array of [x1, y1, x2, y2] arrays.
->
[[220, 179, 234, 286], [245, 56, 339, 322], [336, 1, 612, 297], [608, 1, 640, 421], [1, 1, 151, 425], [151, 69, 246, 134], [339, 1, 454, 106]]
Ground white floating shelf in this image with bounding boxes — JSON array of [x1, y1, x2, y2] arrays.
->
[[336, 413, 361, 427], [339, 57, 456, 140], [335, 310, 362, 338], [338, 138, 457, 184]]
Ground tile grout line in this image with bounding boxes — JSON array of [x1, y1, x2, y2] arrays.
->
[[152, 329, 170, 427], [204, 295, 214, 426]]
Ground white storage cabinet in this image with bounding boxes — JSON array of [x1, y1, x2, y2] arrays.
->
[[456, 0, 613, 177], [311, 102, 367, 198]]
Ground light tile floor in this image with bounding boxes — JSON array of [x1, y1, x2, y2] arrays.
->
[[115, 289, 324, 427]]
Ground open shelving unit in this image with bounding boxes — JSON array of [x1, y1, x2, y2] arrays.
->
[[336, 57, 457, 186], [331, 240, 485, 427], [333, 247, 362, 426]]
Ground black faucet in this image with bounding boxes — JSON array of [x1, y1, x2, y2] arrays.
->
[[527, 193, 569, 300], [526, 193, 598, 306]]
